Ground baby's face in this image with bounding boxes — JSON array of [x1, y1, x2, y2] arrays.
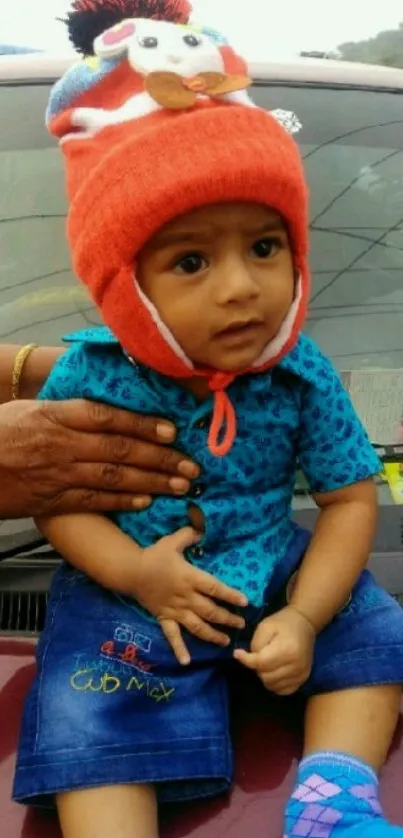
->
[[137, 202, 295, 373]]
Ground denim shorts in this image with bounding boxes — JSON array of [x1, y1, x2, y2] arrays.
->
[[13, 528, 403, 806]]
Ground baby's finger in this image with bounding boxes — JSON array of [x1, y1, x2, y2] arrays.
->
[[234, 646, 287, 674], [233, 649, 261, 670], [192, 594, 245, 630], [261, 675, 301, 696], [258, 665, 297, 688], [195, 570, 248, 608], [182, 613, 230, 647], [250, 621, 277, 653], [251, 639, 287, 673], [165, 527, 201, 553], [160, 619, 191, 666]]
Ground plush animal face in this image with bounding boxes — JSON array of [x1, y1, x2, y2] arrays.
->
[[94, 19, 225, 77]]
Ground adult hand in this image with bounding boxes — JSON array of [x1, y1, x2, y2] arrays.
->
[[234, 605, 315, 696], [134, 527, 248, 665], [0, 399, 199, 519]]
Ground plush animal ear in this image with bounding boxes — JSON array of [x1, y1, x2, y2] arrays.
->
[[94, 19, 137, 58]]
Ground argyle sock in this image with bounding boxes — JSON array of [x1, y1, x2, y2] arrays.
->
[[284, 751, 403, 836]]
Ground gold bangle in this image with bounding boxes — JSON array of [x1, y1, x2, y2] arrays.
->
[[11, 343, 38, 400]]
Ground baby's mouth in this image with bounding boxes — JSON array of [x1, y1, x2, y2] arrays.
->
[[215, 319, 264, 341]]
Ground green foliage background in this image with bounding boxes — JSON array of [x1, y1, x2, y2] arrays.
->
[[339, 22, 403, 69]]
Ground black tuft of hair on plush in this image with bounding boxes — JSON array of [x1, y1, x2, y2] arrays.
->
[[63, 0, 192, 55]]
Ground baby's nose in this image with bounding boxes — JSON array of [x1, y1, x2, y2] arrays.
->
[[167, 54, 183, 64]]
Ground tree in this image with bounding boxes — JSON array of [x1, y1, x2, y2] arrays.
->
[[338, 22, 403, 69]]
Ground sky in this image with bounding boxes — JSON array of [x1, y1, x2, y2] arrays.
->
[[1, 0, 403, 58]]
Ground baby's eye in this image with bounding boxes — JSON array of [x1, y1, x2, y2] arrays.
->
[[250, 237, 281, 259], [174, 253, 207, 275], [183, 34, 203, 48], [138, 36, 158, 48]]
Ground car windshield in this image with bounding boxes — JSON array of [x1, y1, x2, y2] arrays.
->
[[1, 76, 403, 514]]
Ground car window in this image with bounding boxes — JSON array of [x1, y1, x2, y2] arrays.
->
[[2, 80, 403, 362], [0, 82, 100, 348], [2, 80, 403, 363], [1, 75, 403, 542], [253, 83, 403, 515], [252, 83, 403, 371]]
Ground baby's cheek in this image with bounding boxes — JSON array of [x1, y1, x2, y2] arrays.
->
[[169, 299, 208, 350], [265, 281, 294, 324], [177, 323, 209, 361]]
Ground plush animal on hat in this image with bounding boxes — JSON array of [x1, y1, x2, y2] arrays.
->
[[48, 0, 307, 456], [93, 17, 252, 106], [51, 7, 257, 143], [54, 0, 300, 143]]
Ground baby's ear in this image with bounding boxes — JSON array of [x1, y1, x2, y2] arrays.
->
[[94, 19, 137, 59]]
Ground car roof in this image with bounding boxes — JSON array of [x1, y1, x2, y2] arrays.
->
[[1, 52, 403, 90]]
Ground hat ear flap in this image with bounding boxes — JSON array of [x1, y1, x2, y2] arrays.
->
[[94, 19, 137, 58]]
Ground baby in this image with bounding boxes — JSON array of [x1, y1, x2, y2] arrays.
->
[[13, 2, 403, 837]]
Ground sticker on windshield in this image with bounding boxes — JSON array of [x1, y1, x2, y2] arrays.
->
[[270, 109, 302, 135], [342, 369, 403, 447]]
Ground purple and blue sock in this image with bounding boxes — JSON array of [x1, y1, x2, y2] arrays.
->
[[284, 751, 403, 836]]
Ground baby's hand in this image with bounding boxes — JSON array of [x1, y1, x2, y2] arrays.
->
[[234, 605, 315, 695], [134, 528, 248, 665]]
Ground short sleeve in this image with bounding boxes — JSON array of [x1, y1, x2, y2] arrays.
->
[[297, 357, 382, 493], [37, 343, 88, 402]]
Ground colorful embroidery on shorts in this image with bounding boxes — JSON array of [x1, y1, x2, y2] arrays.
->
[[113, 623, 152, 652], [70, 668, 175, 703], [100, 639, 153, 673]]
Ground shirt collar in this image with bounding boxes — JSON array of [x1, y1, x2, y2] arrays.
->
[[64, 328, 327, 392]]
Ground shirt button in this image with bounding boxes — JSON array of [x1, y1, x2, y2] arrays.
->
[[189, 483, 205, 498], [191, 545, 204, 559], [195, 418, 207, 429]]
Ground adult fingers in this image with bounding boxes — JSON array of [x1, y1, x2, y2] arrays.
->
[[45, 400, 200, 480], [49, 400, 177, 443], [43, 488, 157, 515], [160, 620, 190, 666], [191, 594, 245, 630], [195, 569, 248, 608], [69, 462, 191, 497], [69, 430, 199, 480]]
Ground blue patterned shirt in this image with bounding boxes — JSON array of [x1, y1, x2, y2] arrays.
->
[[39, 328, 381, 606]]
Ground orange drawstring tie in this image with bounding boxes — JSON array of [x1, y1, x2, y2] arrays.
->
[[207, 373, 237, 457]]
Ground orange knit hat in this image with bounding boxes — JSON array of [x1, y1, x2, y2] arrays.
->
[[48, 0, 309, 456]]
